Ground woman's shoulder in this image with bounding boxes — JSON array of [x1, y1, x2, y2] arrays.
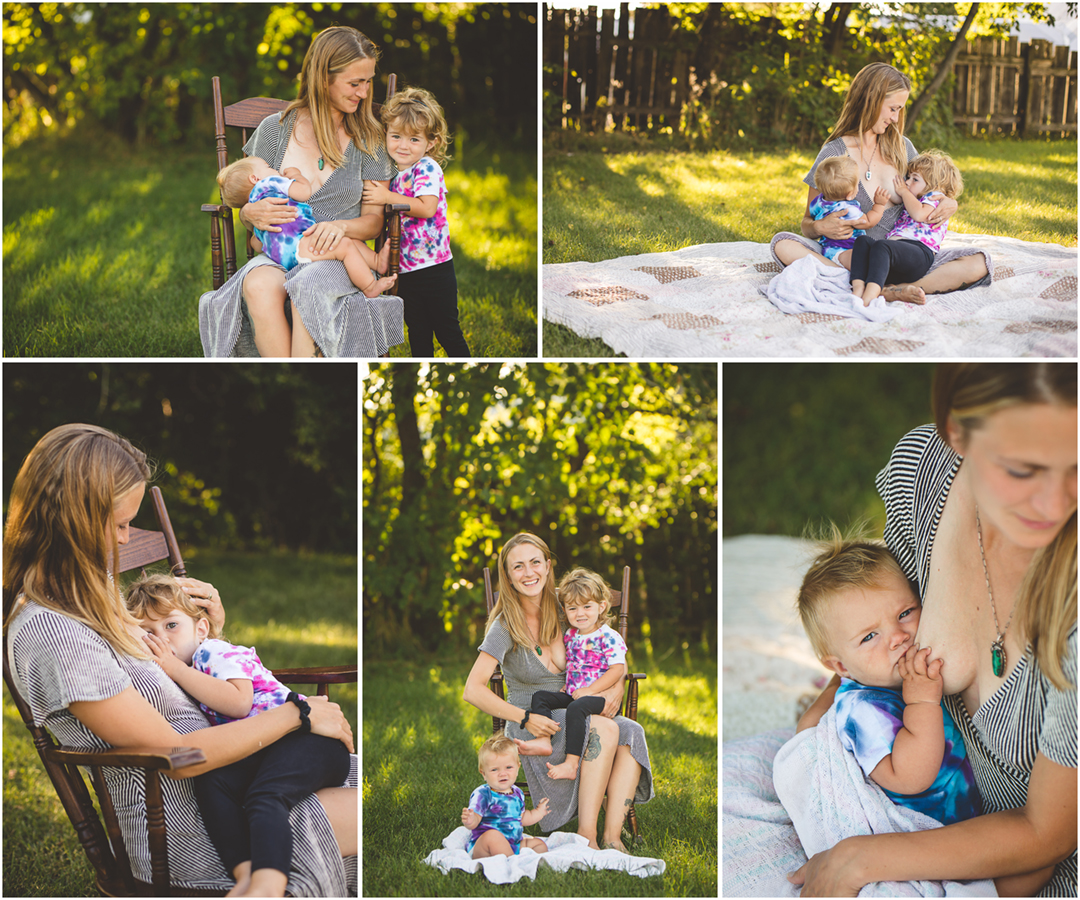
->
[[8, 598, 103, 648]]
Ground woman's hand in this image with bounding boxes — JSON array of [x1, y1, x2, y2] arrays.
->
[[787, 837, 866, 897], [302, 219, 347, 256], [176, 577, 225, 633], [242, 196, 299, 233], [362, 180, 391, 206], [305, 695, 355, 752], [594, 681, 624, 717], [815, 209, 855, 241], [525, 712, 560, 739], [926, 196, 958, 225]]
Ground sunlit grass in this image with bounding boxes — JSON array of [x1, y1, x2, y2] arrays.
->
[[4, 133, 536, 358]]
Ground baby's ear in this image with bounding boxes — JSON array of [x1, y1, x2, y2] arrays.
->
[[196, 617, 211, 640], [821, 655, 848, 678]]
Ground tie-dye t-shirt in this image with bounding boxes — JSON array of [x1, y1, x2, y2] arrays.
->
[[389, 156, 452, 273], [465, 784, 525, 854], [808, 194, 867, 259], [887, 191, 948, 253], [835, 678, 981, 825], [563, 624, 627, 695], [191, 638, 300, 726]]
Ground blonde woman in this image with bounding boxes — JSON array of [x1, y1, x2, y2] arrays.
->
[[792, 363, 1076, 896], [3, 424, 357, 895], [199, 26, 397, 358], [771, 62, 992, 304], [462, 533, 653, 852]]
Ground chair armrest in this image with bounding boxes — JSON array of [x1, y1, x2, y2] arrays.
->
[[201, 203, 229, 214], [628, 673, 646, 683], [272, 665, 358, 686], [384, 203, 411, 213], [47, 745, 206, 771]]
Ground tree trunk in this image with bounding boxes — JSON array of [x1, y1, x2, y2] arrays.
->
[[908, 3, 980, 126]]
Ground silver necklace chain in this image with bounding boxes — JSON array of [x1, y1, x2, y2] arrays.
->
[[859, 136, 879, 181], [976, 506, 1014, 676]]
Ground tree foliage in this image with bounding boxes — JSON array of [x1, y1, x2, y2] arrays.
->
[[3, 363, 358, 554], [3, 2, 537, 149], [363, 363, 717, 654]]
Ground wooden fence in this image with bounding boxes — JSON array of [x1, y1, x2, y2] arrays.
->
[[545, 5, 1078, 137]]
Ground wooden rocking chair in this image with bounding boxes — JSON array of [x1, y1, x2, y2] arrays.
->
[[200, 74, 409, 292], [482, 565, 645, 842], [2, 486, 357, 897]]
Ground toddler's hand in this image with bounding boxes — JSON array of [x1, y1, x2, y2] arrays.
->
[[533, 796, 550, 817], [461, 807, 481, 829], [362, 180, 390, 205], [143, 633, 178, 671], [893, 174, 912, 196], [873, 186, 891, 206], [898, 645, 943, 706]]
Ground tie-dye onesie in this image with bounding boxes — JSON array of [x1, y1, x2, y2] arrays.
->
[[465, 784, 526, 854]]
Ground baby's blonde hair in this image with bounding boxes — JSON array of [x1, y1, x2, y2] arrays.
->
[[381, 87, 452, 167], [125, 572, 221, 639], [557, 568, 616, 624], [216, 156, 266, 209], [477, 734, 519, 771], [816, 156, 860, 202], [796, 524, 914, 660], [908, 149, 964, 199]]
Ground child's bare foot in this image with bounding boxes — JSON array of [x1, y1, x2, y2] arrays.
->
[[884, 283, 926, 305], [546, 758, 580, 780], [226, 862, 251, 897], [243, 867, 287, 898], [363, 273, 397, 298], [513, 736, 553, 756], [375, 240, 392, 274]]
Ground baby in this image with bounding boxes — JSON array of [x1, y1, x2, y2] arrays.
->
[[810, 155, 891, 268], [216, 155, 396, 298], [513, 568, 627, 780], [850, 149, 964, 305], [796, 536, 981, 827], [460, 735, 550, 858], [126, 574, 351, 898]]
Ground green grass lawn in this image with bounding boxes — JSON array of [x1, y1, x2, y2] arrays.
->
[[541, 135, 1077, 356], [362, 648, 717, 897], [3, 133, 536, 358], [3, 550, 357, 897]]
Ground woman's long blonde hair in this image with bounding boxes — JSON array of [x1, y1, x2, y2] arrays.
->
[[284, 25, 384, 168], [3, 424, 154, 658], [933, 363, 1078, 689], [827, 62, 912, 176], [485, 533, 562, 652]]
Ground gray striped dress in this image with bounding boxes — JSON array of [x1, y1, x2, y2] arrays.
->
[[197, 110, 403, 358], [478, 617, 653, 833], [877, 424, 1077, 896], [8, 600, 357, 896], [769, 137, 993, 288]]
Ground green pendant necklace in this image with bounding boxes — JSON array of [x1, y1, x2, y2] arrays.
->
[[318, 157, 324, 171], [976, 506, 1013, 677]]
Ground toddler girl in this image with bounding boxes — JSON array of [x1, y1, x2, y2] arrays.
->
[[216, 155, 396, 298], [460, 735, 549, 858], [849, 149, 964, 305], [362, 87, 471, 357], [809, 155, 891, 267], [126, 574, 351, 898], [513, 569, 627, 780]]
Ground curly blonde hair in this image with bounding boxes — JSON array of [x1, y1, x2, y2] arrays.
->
[[908, 149, 964, 200], [557, 568, 616, 626], [125, 572, 221, 640], [381, 87, 452, 167]]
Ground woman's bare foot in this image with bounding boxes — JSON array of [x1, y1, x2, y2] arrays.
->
[[883, 284, 926, 305], [363, 273, 397, 298], [226, 862, 251, 897], [546, 757, 580, 780], [513, 736, 553, 756], [579, 832, 601, 851], [603, 838, 628, 853]]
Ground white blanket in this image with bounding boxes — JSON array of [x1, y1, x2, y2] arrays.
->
[[764, 254, 901, 322], [773, 709, 997, 897], [423, 827, 665, 883], [543, 233, 1076, 357]]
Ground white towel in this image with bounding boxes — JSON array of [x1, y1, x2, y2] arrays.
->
[[764, 254, 901, 322], [772, 706, 997, 897], [422, 827, 666, 884]]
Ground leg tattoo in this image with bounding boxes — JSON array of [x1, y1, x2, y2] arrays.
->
[[584, 728, 602, 761]]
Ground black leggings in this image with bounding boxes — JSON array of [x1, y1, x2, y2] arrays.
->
[[530, 690, 604, 758], [193, 731, 351, 877], [850, 236, 935, 288], [396, 259, 471, 358]]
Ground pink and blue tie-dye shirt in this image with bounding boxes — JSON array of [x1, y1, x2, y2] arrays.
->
[[563, 624, 627, 695], [389, 156, 452, 273], [887, 191, 949, 253], [191, 638, 300, 726]]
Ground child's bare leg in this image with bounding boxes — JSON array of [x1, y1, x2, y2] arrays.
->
[[471, 829, 514, 859], [513, 736, 553, 756], [297, 235, 396, 298], [836, 249, 852, 270], [861, 282, 882, 306], [242, 867, 287, 897], [850, 279, 865, 298], [225, 861, 251, 897], [546, 754, 581, 780], [522, 835, 548, 853]]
